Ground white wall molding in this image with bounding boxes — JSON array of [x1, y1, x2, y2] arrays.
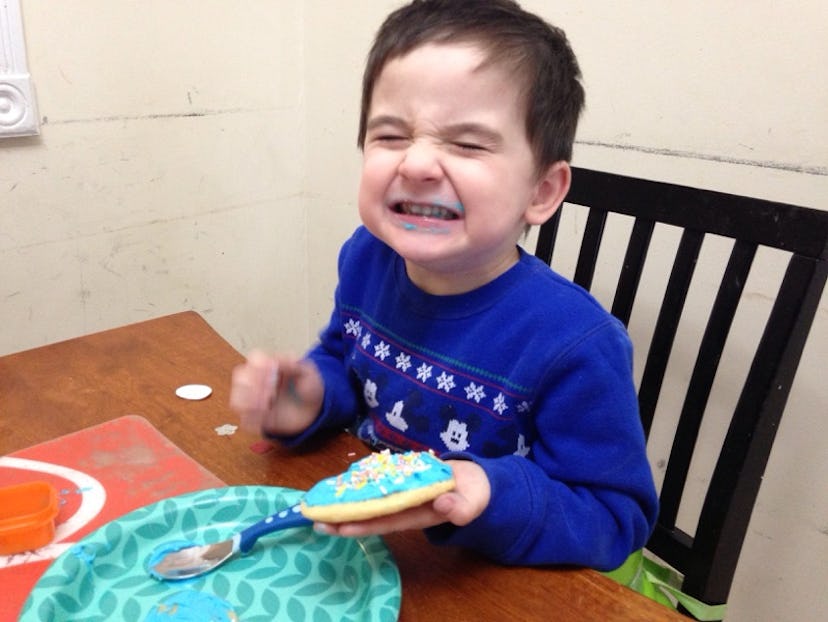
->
[[0, 0, 39, 137]]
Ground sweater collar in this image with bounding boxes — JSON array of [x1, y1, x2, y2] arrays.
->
[[393, 248, 531, 319]]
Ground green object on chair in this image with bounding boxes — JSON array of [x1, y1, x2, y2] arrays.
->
[[604, 550, 728, 621]]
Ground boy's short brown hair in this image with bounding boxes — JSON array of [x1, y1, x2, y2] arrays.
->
[[357, 0, 585, 173]]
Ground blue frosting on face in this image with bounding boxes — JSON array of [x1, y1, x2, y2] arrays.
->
[[303, 450, 453, 506], [143, 589, 237, 621]]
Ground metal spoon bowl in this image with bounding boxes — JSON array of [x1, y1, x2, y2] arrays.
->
[[148, 503, 312, 580]]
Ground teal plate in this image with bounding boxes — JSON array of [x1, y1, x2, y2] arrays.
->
[[19, 486, 401, 622]]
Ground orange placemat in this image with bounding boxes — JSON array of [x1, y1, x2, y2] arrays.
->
[[0, 415, 224, 621]]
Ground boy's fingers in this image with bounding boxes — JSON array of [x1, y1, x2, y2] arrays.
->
[[432, 492, 476, 526]]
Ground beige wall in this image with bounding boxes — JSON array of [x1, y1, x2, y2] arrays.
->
[[1, 2, 312, 355], [3, 2, 826, 620]]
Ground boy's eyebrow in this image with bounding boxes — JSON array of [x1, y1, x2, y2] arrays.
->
[[442, 122, 503, 146], [365, 115, 409, 132], [366, 116, 502, 145]]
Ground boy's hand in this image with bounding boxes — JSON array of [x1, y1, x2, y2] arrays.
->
[[229, 350, 324, 437], [313, 459, 491, 536]]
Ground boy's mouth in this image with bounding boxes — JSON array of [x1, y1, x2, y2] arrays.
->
[[392, 201, 461, 220]]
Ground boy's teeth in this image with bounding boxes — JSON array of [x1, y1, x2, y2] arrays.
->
[[397, 202, 457, 219]]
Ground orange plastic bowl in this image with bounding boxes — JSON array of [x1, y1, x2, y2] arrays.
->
[[0, 481, 60, 555]]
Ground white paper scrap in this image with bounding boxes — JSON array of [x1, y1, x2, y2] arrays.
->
[[175, 384, 213, 400]]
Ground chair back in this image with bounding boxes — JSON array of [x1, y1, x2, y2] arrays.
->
[[535, 167, 828, 608]]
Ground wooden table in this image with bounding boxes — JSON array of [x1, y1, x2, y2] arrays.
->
[[0, 311, 685, 621]]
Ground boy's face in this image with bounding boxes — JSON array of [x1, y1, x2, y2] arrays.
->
[[358, 42, 562, 295]]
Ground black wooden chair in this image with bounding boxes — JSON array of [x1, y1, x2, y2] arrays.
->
[[534, 167, 828, 615]]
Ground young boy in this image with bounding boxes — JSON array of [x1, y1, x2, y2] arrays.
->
[[231, 0, 658, 571]]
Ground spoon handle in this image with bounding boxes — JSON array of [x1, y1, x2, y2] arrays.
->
[[237, 503, 312, 553]]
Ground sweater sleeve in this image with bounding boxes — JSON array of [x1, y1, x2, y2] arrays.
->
[[427, 320, 658, 570]]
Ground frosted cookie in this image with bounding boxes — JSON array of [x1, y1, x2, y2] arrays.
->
[[301, 450, 455, 522]]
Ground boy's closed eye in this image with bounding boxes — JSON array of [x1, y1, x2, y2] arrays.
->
[[372, 134, 486, 153], [444, 123, 501, 154], [366, 115, 411, 146], [376, 134, 409, 144], [452, 141, 488, 153]]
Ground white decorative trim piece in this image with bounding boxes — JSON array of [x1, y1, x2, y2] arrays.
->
[[0, 0, 39, 137]]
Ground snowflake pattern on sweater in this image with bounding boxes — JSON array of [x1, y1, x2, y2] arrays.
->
[[342, 308, 533, 457]]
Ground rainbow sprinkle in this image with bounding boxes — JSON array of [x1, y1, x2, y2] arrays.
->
[[333, 450, 435, 497]]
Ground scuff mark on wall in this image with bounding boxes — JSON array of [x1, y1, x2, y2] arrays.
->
[[577, 140, 828, 176], [45, 107, 284, 126], [77, 245, 90, 328]]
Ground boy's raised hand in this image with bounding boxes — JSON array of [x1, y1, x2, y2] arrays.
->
[[230, 350, 324, 437], [313, 459, 491, 537]]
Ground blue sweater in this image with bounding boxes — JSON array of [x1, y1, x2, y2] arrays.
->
[[292, 227, 657, 570]]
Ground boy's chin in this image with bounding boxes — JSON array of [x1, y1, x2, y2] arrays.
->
[[387, 226, 460, 254], [392, 219, 454, 236]]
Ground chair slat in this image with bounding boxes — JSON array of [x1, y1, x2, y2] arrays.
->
[[638, 229, 705, 435], [573, 208, 607, 289], [658, 239, 757, 527], [534, 206, 562, 265], [687, 254, 828, 601], [611, 219, 655, 326]]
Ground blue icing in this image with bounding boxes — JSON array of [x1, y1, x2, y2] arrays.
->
[[143, 590, 237, 621], [70, 542, 110, 567], [303, 450, 453, 506]]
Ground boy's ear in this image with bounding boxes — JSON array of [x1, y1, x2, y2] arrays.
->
[[525, 161, 571, 226]]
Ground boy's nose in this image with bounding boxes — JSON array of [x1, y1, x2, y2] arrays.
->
[[397, 141, 442, 182]]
